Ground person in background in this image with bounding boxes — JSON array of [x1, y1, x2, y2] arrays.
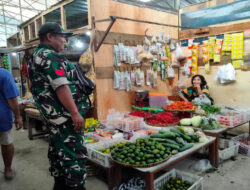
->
[[179, 74, 214, 105], [28, 22, 90, 190], [0, 68, 23, 180]]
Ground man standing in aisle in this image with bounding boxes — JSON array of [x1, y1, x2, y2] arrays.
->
[[0, 68, 23, 180], [28, 22, 90, 190]]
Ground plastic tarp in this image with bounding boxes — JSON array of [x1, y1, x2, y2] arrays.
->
[[181, 0, 250, 29]]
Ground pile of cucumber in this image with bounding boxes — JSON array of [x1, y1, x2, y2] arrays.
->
[[150, 129, 200, 153]]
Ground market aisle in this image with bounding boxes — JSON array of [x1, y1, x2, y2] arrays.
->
[[1, 126, 250, 190], [0, 128, 108, 190]]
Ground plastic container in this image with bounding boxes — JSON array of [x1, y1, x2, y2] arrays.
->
[[154, 169, 203, 190], [215, 112, 244, 127], [134, 90, 149, 107], [87, 147, 113, 167], [232, 133, 250, 156], [149, 93, 168, 109], [86, 139, 128, 168], [219, 139, 240, 162], [103, 114, 144, 131]]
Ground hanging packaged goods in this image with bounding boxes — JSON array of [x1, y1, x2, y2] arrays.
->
[[231, 32, 244, 69], [222, 34, 232, 52], [202, 40, 210, 73], [214, 39, 223, 63], [191, 43, 199, 75]]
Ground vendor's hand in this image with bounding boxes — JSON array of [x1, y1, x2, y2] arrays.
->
[[14, 117, 23, 130], [72, 112, 85, 132], [193, 84, 201, 90]]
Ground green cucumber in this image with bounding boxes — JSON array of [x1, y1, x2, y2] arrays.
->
[[170, 129, 192, 142], [151, 132, 176, 139], [161, 143, 180, 150], [176, 137, 187, 146], [179, 143, 194, 152]]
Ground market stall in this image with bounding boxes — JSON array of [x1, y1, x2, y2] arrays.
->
[[3, 0, 250, 189]]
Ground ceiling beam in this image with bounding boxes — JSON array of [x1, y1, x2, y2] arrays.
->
[[18, 0, 23, 22], [4, 9, 30, 20], [0, 2, 42, 12], [1, 1, 7, 41]]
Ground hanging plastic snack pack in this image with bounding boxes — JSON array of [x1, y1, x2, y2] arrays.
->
[[135, 68, 141, 86], [176, 43, 186, 62], [125, 71, 132, 92], [208, 37, 216, 60], [114, 71, 120, 89], [183, 59, 191, 76], [231, 32, 244, 69], [119, 71, 125, 90], [170, 39, 176, 52], [166, 34, 171, 45], [191, 43, 199, 75], [113, 45, 121, 66], [146, 69, 151, 86], [167, 66, 175, 78], [140, 70, 145, 86], [214, 39, 223, 63], [158, 30, 165, 43], [151, 32, 157, 44], [152, 70, 157, 88], [130, 70, 136, 87], [202, 40, 210, 73]]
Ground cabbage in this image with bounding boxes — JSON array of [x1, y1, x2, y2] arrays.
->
[[180, 118, 192, 126], [191, 116, 202, 127]]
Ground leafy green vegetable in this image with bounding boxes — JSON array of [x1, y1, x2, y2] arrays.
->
[[201, 105, 221, 115]]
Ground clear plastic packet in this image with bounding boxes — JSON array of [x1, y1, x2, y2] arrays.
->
[[176, 43, 186, 61], [167, 66, 175, 78], [113, 71, 120, 89], [146, 69, 151, 86]]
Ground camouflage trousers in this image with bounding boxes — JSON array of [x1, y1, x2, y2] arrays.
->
[[47, 120, 87, 188]]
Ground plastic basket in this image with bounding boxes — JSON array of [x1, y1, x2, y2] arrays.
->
[[87, 139, 128, 167], [232, 133, 250, 156], [102, 115, 144, 131], [215, 113, 244, 127], [218, 139, 239, 161], [154, 169, 203, 190], [87, 147, 113, 167]]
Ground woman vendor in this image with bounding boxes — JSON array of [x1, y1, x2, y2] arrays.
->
[[179, 74, 214, 105]]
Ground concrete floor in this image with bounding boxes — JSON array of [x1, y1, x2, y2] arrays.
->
[[0, 124, 249, 190]]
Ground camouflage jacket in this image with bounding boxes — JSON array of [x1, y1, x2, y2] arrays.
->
[[28, 44, 90, 125]]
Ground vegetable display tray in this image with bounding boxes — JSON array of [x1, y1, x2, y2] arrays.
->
[[154, 169, 203, 190], [218, 138, 240, 161], [232, 133, 250, 156], [110, 153, 172, 168], [145, 121, 179, 127], [164, 108, 195, 112]]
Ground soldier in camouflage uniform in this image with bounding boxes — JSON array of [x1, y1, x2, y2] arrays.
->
[[28, 23, 90, 190]]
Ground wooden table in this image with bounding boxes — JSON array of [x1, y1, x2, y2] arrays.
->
[[25, 108, 48, 140], [203, 121, 250, 167], [114, 136, 216, 190]]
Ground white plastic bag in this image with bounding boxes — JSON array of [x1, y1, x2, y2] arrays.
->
[[176, 43, 186, 61], [167, 66, 175, 78], [182, 59, 191, 76], [192, 94, 211, 106], [214, 63, 236, 84], [192, 159, 213, 172]]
